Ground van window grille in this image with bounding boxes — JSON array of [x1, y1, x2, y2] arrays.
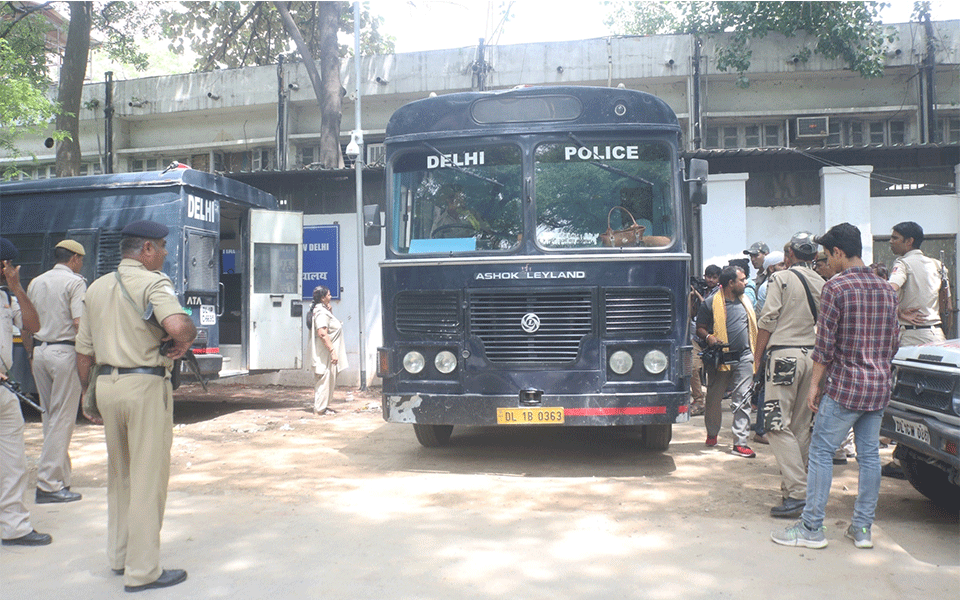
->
[[892, 367, 958, 415]]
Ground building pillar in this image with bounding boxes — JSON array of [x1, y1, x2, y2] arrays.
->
[[820, 165, 874, 263], [702, 172, 749, 267]]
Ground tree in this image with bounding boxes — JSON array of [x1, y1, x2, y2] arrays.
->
[[605, 1, 898, 88], [160, 1, 394, 169], [1, 2, 157, 176]]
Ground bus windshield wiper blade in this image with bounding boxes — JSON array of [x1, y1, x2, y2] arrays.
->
[[422, 143, 504, 188], [567, 134, 654, 188]]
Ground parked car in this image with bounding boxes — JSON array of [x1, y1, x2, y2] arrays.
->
[[881, 339, 960, 512]]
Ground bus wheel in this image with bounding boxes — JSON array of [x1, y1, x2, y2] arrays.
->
[[413, 424, 454, 448], [641, 424, 672, 451]]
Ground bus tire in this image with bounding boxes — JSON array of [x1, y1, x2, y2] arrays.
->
[[413, 424, 454, 448], [641, 423, 672, 451]]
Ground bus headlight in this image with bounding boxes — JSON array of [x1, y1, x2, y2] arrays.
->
[[609, 350, 633, 375], [643, 350, 668, 375], [435, 350, 458, 374], [403, 351, 425, 374]]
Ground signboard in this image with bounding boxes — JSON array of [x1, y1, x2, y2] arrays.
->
[[303, 224, 340, 300]]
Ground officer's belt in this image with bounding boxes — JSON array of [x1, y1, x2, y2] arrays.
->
[[35, 339, 75, 346], [766, 345, 814, 353], [98, 365, 167, 377], [902, 324, 940, 330]]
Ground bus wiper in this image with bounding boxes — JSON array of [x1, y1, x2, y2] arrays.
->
[[422, 143, 504, 189], [567, 133, 654, 188]]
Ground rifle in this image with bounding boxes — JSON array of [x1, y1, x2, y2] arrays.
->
[[0, 376, 45, 413], [939, 250, 953, 334]]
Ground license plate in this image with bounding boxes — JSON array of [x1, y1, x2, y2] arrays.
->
[[497, 407, 565, 425], [893, 416, 930, 445]]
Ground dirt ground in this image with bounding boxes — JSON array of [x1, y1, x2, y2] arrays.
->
[[9, 381, 959, 599]]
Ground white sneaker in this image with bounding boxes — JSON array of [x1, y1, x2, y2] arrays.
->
[[845, 524, 873, 549], [771, 521, 828, 549]]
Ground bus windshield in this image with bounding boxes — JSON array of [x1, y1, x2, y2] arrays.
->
[[391, 143, 523, 253], [535, 140, 675, 249]]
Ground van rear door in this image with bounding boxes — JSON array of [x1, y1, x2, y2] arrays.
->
[[247, 209, 304, 370]]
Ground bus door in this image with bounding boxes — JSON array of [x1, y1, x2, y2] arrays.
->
[[247, 209, 304, 370]]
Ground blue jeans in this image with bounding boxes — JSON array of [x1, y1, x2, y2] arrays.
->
[[801, 395, 883, 530]]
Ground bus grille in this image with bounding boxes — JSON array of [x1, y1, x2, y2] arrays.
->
[[603, 289, 674, 335], [470, 290, 592, 364], [395, 291, 460, 334]]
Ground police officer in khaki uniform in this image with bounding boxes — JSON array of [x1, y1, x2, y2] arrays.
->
[[0, 238, 51, 546], [27, 239, 87, 504], [754, 232, 824, 519], [76, 221, 196, 592], [888, 221, 948, 346]]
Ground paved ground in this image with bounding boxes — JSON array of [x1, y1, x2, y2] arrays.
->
[[3, 382, 957, 599]]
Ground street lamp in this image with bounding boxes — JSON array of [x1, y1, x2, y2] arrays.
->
[[350, 2, 367, 391]]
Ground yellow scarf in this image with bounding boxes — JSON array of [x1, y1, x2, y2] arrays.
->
[[711, 291, 757, 372]]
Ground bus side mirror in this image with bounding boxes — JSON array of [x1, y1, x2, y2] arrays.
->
[[363, 204, 382, 246], [687, 158, 708, 205]]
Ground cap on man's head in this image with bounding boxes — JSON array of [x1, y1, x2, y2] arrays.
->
[[743, 241, 770, 256], [55, 239, 86, 256], [0, 238, 19, 262], [121, 220, 169, 239], [789, 231, 818, 256], [762, 251, 784, 270]]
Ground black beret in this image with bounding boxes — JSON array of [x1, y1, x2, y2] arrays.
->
[[0, 238, 19, 262], [121, 220, 169, 239]]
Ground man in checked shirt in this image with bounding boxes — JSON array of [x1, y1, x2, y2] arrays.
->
[[771, 223, 899, 551]]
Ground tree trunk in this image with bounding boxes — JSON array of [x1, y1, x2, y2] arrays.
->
[[317, 2, 344, 169], [55, 2, 91, 177]]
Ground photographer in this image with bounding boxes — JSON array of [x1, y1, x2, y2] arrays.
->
[[696, 265, 758, 458]]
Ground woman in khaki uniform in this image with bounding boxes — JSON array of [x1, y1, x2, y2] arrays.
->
[[310, 286, 347, 414]]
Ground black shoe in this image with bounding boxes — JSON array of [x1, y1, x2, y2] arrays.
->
[[36, 488, 82, 504], [833, 457, 848, 465], [881, 461, 906, 479], [2, 529, 52, 546], [124, 569, 187, 593], [770, 498, 806, 519]]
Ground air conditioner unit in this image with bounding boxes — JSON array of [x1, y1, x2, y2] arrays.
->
[[797, 116, 828, 138]]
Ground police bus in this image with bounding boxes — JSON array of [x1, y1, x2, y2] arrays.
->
[[366, 85, 708, 449], [0, 167, 303, 389]]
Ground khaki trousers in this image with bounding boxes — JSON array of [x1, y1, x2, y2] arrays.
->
[[31, 343, 82, 492], [98, 371, 173, 587], [0, 387, 32, 540], [764, 347, 815, 501], [899, 326, 946, 347], [314, 365, 338, 413]]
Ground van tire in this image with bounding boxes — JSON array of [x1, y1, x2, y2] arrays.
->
[[641, 423, 672, 451], [899, 450, 960, 513]]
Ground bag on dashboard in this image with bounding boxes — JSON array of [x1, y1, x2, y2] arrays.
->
[[600, 206, 645, 247]]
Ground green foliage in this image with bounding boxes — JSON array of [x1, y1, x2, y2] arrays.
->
[[160, 1, 395, 71], [0, 38, 63, 179], [605, 1, 898, 87]]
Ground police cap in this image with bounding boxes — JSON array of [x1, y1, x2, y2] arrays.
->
[[743, 241, 770, 256], [789, 231, 818, 256], [55, 239, 86, 256], [0, 238, 19, 262], [121, 220, 169, 239]]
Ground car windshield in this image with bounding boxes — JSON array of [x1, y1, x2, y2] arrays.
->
[[389, 144, 523, 254], [534, 140, 675, 249]]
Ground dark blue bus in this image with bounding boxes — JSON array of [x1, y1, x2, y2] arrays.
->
[[1, 168, 304, 390], [369, 86, 707, 449]]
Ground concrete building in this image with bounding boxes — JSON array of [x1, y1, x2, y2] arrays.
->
[[4, 21, 959, 384]]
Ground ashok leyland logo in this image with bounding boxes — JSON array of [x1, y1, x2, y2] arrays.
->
[[521, 313, 541, 333]]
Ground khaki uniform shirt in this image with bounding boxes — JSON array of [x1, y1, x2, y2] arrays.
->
[[757, 264, 823, 347], [76, 259, 187, 369], [889, 249, 944, 326], [0, 292, 22, 374], [27, 264, 86, 342]]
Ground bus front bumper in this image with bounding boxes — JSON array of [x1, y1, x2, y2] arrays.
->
[[382, 392, 690, 427]]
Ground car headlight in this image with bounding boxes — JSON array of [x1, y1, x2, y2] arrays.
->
[[609, 350, 633, 375], [435, 350, 458, 374], [403, 351, 425, 374], [643, 349, 668, 374]]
